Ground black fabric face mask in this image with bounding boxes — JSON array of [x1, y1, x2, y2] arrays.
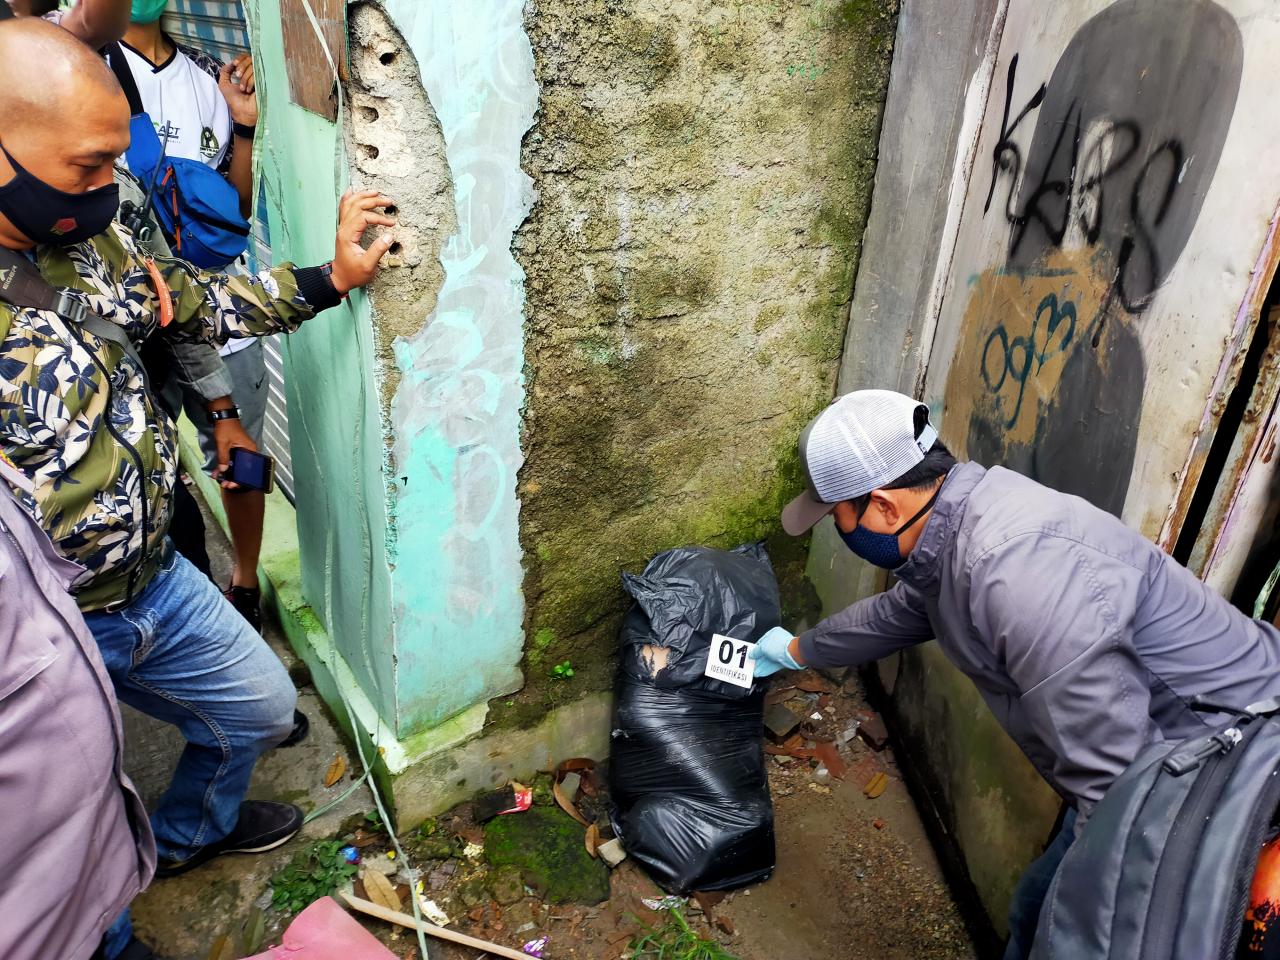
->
[[0, 143, 119, 246]]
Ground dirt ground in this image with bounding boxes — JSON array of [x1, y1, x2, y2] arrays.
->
[[127, 484, 973, 960]]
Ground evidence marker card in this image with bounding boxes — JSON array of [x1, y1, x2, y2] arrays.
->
[[704, 633, 755, 688]]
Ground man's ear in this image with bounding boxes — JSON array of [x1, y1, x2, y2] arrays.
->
[[867, 489, 900, 529]]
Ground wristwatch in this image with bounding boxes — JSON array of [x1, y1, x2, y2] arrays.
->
[[320, 261, 347, 300], [209, 407, 241, 422], [232, 121, 257, 140]]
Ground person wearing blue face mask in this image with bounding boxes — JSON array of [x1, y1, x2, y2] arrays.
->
[[751, 388, 1280, 960]]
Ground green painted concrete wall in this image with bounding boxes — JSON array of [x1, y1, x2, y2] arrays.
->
[[245, 3, 398, 724]]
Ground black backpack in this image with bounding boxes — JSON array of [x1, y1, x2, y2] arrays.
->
[[1033, 697, 1280, 959]]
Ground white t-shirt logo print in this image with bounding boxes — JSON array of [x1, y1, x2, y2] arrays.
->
[[119, 40, 231, 172]]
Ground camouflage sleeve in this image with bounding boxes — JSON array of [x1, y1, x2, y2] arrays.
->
[[158, 258, 338, 346]]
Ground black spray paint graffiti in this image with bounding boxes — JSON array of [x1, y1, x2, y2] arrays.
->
[[983, 52, 1189, 317], [964, 0, 1243, 516]]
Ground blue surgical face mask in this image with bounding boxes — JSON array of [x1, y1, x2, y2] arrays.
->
[[839, 486, 943, 569]]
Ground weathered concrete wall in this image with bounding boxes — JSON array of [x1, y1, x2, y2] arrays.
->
[[512, 0, 898, 719]]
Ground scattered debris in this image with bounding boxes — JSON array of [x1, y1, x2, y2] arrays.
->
[[361, 852, 397, 877], [863, 771, 889, 799], [323, 753, 347, 788], [340, 845, 361, 865], [360, 869, 403, 912], [837, 721, 861, 746], [642, 896, 687, 911], [794, 673, 837, 694], [813, 741, 848, 780], [874, 818, 887, 830], [692, 890, 727, 912], [463, 842, 484, 859], [812, 765, 831, 785], [521, 935, 548, 957], [341, 891, 533, 960], [597, 837, 627, 867], [763, 703, 802, 741], [475, 783, 532, 822], [417, 897, 451, 926], [858, 713, 890, 751]]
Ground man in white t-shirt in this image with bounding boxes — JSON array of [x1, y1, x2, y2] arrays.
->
[[114, 2, 272, 631]]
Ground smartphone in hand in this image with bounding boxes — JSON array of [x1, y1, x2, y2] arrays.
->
[[223, 447, 275, 493]]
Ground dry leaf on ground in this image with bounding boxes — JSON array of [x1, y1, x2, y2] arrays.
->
[[323, 753, 346, 787]]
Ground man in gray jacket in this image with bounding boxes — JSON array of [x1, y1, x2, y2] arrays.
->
[[751, 389, 1280, 959], [0, 476, 157, 960]]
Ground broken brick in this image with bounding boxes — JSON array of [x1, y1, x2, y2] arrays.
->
[[858, 713, 889, 751], [874, 819, 886, 830], [794, 673, 837, 694], [763, 703, 802, 742], [813, 741, 848, 780], [693, 890, 727, 913]]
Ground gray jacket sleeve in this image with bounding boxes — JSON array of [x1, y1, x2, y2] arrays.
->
[[163, 337, 234, 404], [968, 532, 1161, 827], [798, 580, 934, 668]]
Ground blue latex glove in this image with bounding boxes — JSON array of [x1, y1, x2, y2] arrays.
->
[[750, 625, 801, 676]]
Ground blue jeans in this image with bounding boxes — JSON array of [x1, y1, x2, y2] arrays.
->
[[1004, 808, 1077, 960], [84, 547, 296, 862]]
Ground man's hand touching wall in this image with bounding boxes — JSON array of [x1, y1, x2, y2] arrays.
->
[[329, 189, 397, 295]]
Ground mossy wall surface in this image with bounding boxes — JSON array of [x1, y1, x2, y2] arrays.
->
[[509, 0, 897, 719]]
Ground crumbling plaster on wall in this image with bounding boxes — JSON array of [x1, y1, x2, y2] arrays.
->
[[373, 0, 536, 734], [345, 3, 457, 420], [508, 0, 898, 717]]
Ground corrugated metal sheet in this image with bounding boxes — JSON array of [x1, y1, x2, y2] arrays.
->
[[163, 0, 297, 501]]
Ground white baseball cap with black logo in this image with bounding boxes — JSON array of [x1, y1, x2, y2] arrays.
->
[[781, 389, 939, 536]]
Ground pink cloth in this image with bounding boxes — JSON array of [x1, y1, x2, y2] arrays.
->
[[246, 898, 397, 959]]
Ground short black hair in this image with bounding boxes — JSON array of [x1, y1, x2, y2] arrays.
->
[[884, 440, 956, 492]]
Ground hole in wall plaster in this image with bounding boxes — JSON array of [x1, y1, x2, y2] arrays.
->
[[388, 241, 403, 255], [360, 143, 380, 160], [359, 105, 380, 123], [384, 204, 398, 216], [379, 50, 396, 65]]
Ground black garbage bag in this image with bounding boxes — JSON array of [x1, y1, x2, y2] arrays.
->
[[610, 544, 779, 893]]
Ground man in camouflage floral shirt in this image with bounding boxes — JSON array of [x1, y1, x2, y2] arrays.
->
[[0, 19, 395, 881]]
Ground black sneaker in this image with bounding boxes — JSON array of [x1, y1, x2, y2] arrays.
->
[[223, 583, 263, 632], [277, 708, 310, 748], [155, 801, 303, 878]]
